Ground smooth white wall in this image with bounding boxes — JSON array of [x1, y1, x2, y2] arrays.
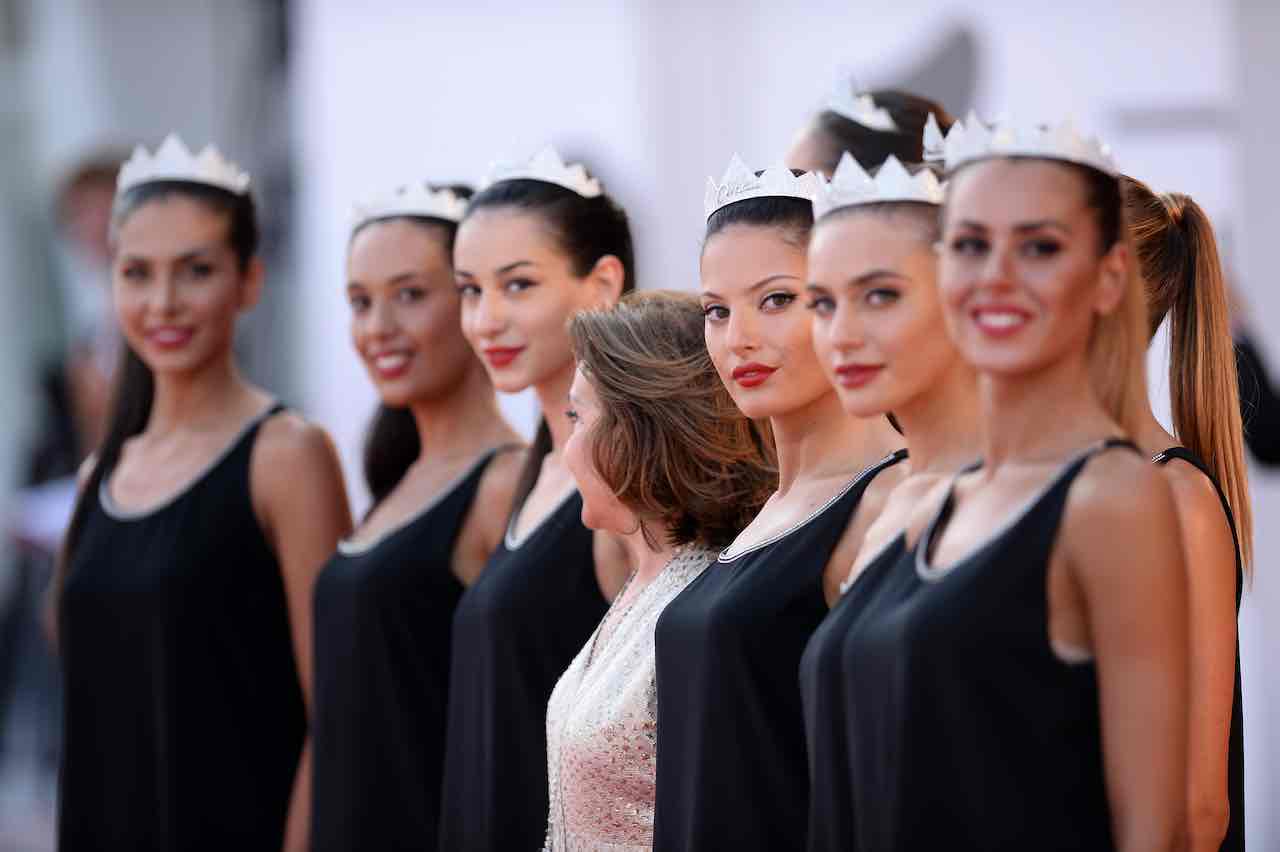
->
[[293, 3, 1276, 845]]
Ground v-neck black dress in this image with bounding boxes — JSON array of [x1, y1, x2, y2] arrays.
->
[[311, 449, 502, 852], [833, 440, 1136, 851], [59, 406, 305, 852], [1154, 446, 1245, 852], [437, 490, 606, 851], [651, 451, 907, 852]]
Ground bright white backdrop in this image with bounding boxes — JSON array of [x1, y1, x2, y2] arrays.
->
[[292, 3, 1278, 845]]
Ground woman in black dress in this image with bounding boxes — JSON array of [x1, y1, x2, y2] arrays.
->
[[310, 183, 523, 851], [651, 159, 906, 851], [1113, 177, 1252, 852], [798, 155, 980, 850], [56, 136, 352, 851], [438, 148, 633, 851], [834, 118, 1192, 850]]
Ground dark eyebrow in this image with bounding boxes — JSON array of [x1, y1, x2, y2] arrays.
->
[[1013, 220, 1071, 235], [497, 259, 535, 275], [850, 268, 907, 286], [748, 273, 802, 293]]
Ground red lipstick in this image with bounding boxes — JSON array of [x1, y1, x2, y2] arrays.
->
[[834, 364, 883, 389], [731, 362, 777, 388], [483, 346, 524, 368]]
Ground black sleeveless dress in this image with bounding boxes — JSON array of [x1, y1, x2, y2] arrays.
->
[[1154, 446, 1245, 852], [59, 406, 305, 852], [311, 449, 504, 852], [437, 490, 606, 851], [834, 440, 1137, 851], [798, 533, 907, 852], [652, 451, 907, 852]]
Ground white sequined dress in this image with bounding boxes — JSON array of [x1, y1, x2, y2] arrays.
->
[[543, 547, 713, 851]]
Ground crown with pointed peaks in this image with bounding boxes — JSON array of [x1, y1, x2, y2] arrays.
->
[[117, 134, 250, 196], [813, 153, 943, 220], [350, 183, 468, 232], [827, 87, 898, 132], [480, 146, 602, 198], [704, 155, 823, 220], [925, 111, 1117, 176]]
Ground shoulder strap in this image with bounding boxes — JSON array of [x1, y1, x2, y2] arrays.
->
[[1152, 445, 1243, 595]]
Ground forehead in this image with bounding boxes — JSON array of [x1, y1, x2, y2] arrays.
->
[[945, 159, 1089, 228], [810, 210, 932, 275], [700, 224, 805, 294], [454, 207, 562, 268], [347, 219, 450, 279], [114, 195, 230, 256]]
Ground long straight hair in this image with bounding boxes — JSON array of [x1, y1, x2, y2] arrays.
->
[[55, 180, 259, 621], [1123, 176, 1253, 572]]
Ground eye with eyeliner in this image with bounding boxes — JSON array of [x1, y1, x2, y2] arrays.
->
[[702, 303, 729, 322], [760, 290, 796, 312]]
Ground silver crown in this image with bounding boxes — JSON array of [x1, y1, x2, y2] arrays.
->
[[480, 146, 601, 198], [117, 134, 250, 196], [813, 154, 944, 220], [704, 155, 823, 220], [350, 183, 468, 233], [827, 88, 898, 132], [926, 111, 1117, 176]]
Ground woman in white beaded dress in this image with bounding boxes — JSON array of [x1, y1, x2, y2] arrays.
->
[[543, 291, 774, 851]]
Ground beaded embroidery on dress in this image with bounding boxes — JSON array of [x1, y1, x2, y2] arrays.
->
[[544, 547, 714, 851]]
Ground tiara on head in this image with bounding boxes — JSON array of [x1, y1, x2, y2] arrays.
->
[[350, 183, 468, 233], [812, 153, 944, 220], [704, 155, 823, 220], [480, 146, 602, 198], [826, 87, 898, 132], [926, 110, 1118, 176], [116, 133, 251, 196]]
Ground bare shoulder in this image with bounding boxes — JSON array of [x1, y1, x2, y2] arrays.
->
[[254, 410, 340, 466], [858, 459, 908, 516], [1066, 448, 1172, 525], [1156, 459, 1230, 540], [251, 412, 347, 512]]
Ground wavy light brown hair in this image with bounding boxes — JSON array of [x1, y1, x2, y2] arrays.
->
[[1123, 175, 1252, 572], [568, 290, 775, 550]]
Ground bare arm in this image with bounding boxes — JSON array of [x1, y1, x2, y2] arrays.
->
[[252, 415, 353, 852], [1163, 464, 1237, 851], [453, 447, 525, 586], [1063, 457, 1189, 852]]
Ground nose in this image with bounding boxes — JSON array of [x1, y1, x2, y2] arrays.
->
[[825, 301, 865, 353], [469, 288, 508, 338], [149, 274, 179, 315], [977, 241, 1017, 291], [724, 307, 760, 356], [365, 296, 398, 340]]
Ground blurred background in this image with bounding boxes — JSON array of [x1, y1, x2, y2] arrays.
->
[[0, 1, 1275, 849]]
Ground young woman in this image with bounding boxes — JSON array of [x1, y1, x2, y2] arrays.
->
[[439, 148, 634, 851], [310, 184, 523, 851], [1116, 177, 1251, 852], [796, 155, 980, 850], [56, 136, 352, 852], [651, 160, 906, 851], [544, 290, 774, 850], [785, 86, 952, 176], [833, 121, 1192, 850]]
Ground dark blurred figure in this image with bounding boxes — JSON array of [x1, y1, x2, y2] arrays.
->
[[1232, 283, 1280, 467], [1, 151, 122, 789]]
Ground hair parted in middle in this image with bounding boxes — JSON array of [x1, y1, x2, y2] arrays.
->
[[568, 290, 776, 551]]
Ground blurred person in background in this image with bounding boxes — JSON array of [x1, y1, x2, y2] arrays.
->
[[310, 182, 523, 852], [56, 136, 351, 852]]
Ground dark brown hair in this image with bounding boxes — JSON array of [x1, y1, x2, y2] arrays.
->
[[569, 290, 774, 550], [1123, 175, 1252, 571], [809, 89, 954, 176]]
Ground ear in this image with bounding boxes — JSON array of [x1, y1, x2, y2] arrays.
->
[[239, 256, 265, 312], [584, 254, 626, 309], [1093, 241, 1129, 316]]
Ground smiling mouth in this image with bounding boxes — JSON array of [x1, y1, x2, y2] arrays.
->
[[146, 327, 194, 349], [371, 352, 412, 377], [731, 363, 777, 388], [483, 347, 524, 368], [971, 307, 1031, 335]]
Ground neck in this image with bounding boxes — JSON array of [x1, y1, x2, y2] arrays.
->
[[770, 388, 902, 491], [894, 360, 982, 475], [1118, 361, 1174, 458], [147, 352, 246, 434], [622, 525, 678, 586], [978, 348, 1117, 468], [534, 360, 576, 457], [408, 362, 509, 459]]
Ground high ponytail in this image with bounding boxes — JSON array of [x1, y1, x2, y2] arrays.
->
[[1124, 177, 1253, 573]]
